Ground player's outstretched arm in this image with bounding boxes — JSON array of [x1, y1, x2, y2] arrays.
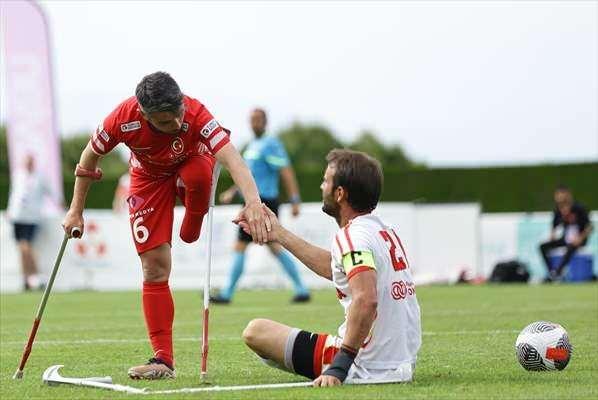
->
[[62, 143, 103, 238], [264, 205, 332, 280], [214, 142, 270, 244]]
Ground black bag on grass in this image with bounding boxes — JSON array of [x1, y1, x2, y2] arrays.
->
[[489, 260, 530, 283]]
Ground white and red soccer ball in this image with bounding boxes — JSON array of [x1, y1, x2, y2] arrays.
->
[[515, 321, 572, 371]]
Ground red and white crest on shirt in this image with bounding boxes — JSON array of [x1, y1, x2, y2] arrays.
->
[[171, 137, 184, 154]]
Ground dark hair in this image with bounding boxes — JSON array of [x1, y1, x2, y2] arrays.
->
[[555, 184, 570, 193], [135, 72, 183, 114], [252, 108, 267, 120], [326, 148, 383, 212]]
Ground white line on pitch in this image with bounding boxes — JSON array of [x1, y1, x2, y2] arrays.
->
[[1, 336, 239, 346], [1, 330, 520, 347]]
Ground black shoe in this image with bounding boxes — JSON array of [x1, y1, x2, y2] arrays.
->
[[291, 293, 311, 303], [210, 294, 231, 304]]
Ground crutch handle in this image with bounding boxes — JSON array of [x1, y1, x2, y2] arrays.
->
[[71, 227, 82, 238]]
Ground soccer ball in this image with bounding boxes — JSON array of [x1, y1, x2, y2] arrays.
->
[[515, 321, 572, 371]]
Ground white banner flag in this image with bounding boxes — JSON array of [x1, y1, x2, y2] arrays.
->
[[2, 0, 63, 212]]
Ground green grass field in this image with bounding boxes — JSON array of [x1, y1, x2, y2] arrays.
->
[[1, 284, 597, 399]]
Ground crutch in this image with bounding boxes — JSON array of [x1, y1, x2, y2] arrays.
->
[[201, 162, 222, 382], [13, 226, 81, 379]]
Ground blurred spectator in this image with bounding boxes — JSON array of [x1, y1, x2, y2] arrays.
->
[[211, 108, 309, 304], [7, 154, 51, 291], [539, 185, 593, 282], [113, 172, 131, 213]]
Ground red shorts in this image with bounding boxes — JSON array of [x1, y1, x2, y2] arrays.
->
[[127, 153, 215, 254]]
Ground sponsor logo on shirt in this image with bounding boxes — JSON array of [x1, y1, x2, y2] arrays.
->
[[200, 119, 219, 138], [129, 206, 155, 220], [391, 280, 416, 300], [127, 195, 145, 211], [181, 122, 189, 132], [121, 121, 142, 132]]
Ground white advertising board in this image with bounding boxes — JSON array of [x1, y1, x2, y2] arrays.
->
[[0, 203, 481, 293]]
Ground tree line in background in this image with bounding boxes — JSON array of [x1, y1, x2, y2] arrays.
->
[[0, 125, 596, 212], [0, 122, 422, 181]]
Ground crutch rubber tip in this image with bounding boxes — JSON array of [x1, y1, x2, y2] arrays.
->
[[200, 372, 210, 384], [13, 369, 23, 379]]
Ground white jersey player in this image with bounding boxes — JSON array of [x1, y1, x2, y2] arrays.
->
[[240, 149, 421, 387], [330, 214, 421, 378]]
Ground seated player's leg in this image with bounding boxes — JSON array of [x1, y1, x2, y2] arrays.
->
[[243, 319, 339, 379], [126, 174, 177, 379], [177, 153, 215, 243], [539, 238, 566, 276]]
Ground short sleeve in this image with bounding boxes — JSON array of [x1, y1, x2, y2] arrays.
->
[[195, 106, 230, 154], [90, 108, 123, 156], [264, 138, 290, 170]]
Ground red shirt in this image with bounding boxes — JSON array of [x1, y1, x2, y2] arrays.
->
[[90, 95, 230, 178]]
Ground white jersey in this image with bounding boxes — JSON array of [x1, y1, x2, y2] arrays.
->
[[330, 214, 421, 370], [7, 170, 52, 224]]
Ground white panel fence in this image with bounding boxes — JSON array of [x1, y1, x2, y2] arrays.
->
[[1, 204, 596, 293]]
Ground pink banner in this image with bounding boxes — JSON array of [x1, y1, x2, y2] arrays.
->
[[2, 0, 63, 212]]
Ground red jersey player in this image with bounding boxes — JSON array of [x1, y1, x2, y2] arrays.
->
[[62, 72, 271, 379]]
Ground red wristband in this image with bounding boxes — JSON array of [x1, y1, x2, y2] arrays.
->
[[75, 164, 103, 180]]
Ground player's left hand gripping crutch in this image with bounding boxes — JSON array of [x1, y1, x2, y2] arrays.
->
[[201, 162, 222, 382], [13, 227, 82, 380]]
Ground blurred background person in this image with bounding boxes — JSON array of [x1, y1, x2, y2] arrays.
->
[[539, 185, 593, 281], [6, 154, 52, 291], [211, 108, 310, 304]]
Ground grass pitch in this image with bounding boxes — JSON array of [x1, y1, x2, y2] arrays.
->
[[1, 284, 597, 399]]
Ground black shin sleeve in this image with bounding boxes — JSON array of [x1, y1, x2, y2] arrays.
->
[[291, 330, 319, 379]]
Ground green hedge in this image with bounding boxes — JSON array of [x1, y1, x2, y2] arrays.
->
[[1, 162, 596, 212], [288, 162, 598, 212]]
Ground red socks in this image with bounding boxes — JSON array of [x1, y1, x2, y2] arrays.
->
[[142, 281, 174, 367]]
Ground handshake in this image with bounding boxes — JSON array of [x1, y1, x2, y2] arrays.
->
[[233, 203, 283, 244]]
